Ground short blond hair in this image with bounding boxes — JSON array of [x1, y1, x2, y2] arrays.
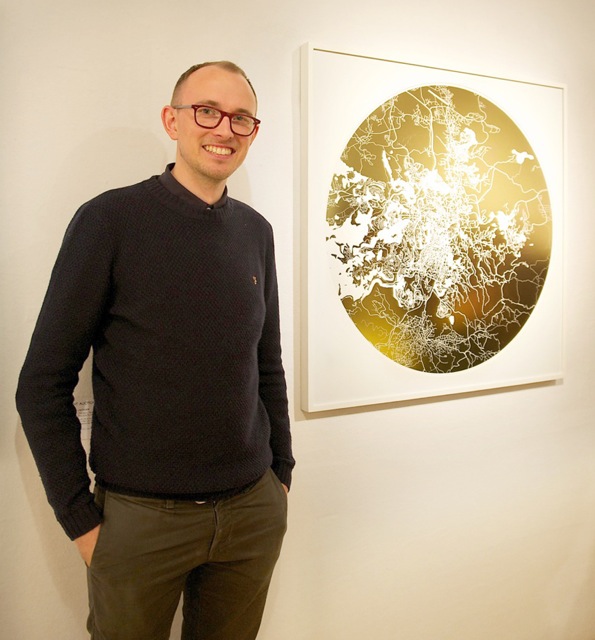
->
[[171, 61, 257, 107]]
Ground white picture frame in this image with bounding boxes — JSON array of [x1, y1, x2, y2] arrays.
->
[[300, 44, 565, 412]]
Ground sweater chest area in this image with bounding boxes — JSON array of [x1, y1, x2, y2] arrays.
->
[[107, 210, 269, 336]]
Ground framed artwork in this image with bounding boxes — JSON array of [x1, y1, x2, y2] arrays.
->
[[300, 44, 565, 412]]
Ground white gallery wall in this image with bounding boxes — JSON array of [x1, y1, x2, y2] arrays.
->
[[2, 0, 595, 638]]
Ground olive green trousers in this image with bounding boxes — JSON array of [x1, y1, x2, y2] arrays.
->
[[86, 469, 288, 640]]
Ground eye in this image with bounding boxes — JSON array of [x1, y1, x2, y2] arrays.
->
[[196, 106, 219, 118]]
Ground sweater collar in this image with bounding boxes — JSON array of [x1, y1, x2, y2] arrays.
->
[[158, 164, 229, 211]]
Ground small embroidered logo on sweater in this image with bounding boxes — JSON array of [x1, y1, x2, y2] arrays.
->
[[252, 276, 258, 285]]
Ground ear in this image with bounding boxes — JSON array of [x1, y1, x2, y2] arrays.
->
[[161, 105, 179, 141], [249, 124, 259, 146]]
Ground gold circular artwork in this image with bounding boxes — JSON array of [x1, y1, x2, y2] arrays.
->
[[326, 85, 552, 373]]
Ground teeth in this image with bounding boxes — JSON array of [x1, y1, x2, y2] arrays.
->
[[205, 145, 233, 156]]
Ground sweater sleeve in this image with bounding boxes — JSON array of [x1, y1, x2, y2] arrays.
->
[[258, 230, 295, 489], [16, 202, 114, 539]]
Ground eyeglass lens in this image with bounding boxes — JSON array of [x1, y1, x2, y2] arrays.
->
[[195, 106, 257, 135]]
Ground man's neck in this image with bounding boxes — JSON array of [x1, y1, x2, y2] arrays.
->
[[170, 164, 226, 205]]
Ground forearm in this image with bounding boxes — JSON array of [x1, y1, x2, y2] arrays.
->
[[259, 248, 294, 489], [16, 202, 113, 538], [16, 364, 102, 538]]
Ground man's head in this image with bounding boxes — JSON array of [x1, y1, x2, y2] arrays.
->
[[161, 61, 259, 201]]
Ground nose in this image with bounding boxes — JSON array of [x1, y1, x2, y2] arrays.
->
[[213, 114, 234, 137]]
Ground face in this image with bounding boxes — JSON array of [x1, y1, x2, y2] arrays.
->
[[162, 65, 258, 192]]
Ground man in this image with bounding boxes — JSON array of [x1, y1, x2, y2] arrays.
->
[[16, 61, 294, 640]]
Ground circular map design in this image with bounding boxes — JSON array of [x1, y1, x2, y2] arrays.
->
[[326, 85, 552, 373]]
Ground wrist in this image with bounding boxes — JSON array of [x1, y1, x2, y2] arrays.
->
[[59, 500, 103, 540]]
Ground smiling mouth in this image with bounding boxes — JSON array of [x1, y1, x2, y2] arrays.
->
[[204, 145, 234, 156]]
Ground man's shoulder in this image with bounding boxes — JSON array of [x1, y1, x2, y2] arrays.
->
[[70, 178, 159, 231], [64, 177, 158, 240], [82, 177, 154, 211], [228, 197, 273, 231]]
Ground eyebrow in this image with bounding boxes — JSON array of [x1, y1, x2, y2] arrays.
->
[[196, 99, 255, 116]]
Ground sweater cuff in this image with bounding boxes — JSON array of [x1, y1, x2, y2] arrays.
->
[[272, 459, 294, 491], [57, 499, 103, 540]]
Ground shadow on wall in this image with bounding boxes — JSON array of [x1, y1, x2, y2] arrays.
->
[[57, 127, 171, 209]]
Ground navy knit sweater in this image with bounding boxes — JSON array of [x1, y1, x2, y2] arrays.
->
[[16, 167, 294, 540]]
